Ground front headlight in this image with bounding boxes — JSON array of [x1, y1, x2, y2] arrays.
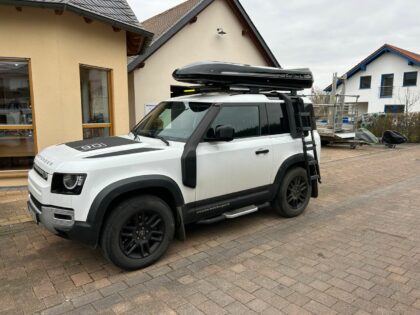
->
[[52, 173, 86, 195]]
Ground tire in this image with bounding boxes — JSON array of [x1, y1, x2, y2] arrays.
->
[[272, 167, 312, 218], [101, 195, 175, 271]]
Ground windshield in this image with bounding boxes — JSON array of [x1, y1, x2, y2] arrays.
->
[[133, 101, 212, 142]]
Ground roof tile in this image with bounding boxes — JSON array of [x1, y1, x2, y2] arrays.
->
[[142, 0, 201, 44]]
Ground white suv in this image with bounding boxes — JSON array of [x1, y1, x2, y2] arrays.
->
[[28, 63, 321, 270]]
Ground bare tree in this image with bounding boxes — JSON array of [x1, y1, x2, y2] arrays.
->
[[310, 87, 330, 105], [398, 87, 420, 113], [398, 87, 420, 138]]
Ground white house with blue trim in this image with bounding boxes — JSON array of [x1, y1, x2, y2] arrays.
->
[[325, 44, 420, 113]]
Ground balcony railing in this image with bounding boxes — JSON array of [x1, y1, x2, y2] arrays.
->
[[379, 86, 394, 98]]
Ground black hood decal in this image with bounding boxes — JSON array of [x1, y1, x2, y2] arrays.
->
[[86, 148, 161, 158], [65, 137, 137, 152]]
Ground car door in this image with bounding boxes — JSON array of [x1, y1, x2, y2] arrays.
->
[[195, 104, 273, 202]]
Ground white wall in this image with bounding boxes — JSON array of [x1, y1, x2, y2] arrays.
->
[[338, 52, 420, 113], [130, 0, 270, 124]]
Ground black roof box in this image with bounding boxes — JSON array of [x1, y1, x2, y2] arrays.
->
[[172, 61, 313, 91]]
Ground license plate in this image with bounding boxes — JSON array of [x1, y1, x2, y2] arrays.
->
[[28, 202, 39, 224]]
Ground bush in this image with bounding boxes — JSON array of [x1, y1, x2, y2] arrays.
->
[[358, 112, 420, 143]]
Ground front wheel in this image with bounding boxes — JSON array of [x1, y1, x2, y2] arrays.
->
[[272, 167, 311, 218], [101, 195, 174, 270]]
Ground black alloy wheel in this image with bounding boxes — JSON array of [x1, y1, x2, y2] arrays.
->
[[272, 167, 312, 218], [120, 210, 165, 259], [286, 175, 309, 209], [101, 195, 174, 271]]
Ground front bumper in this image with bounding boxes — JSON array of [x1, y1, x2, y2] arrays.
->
[[27, 194, 75, 233], [27, 194, 98, 247]]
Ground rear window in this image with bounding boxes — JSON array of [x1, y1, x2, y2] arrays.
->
[[266, 103, 290, 135]]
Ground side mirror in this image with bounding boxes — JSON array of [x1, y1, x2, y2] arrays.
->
[[215, 125, 234, 141]]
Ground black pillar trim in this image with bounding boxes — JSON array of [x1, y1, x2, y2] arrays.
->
[[181, 104, 221, 188]]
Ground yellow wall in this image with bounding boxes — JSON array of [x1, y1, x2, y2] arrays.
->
[[130, 0, 270, 124], [0, 5, 130, 186]]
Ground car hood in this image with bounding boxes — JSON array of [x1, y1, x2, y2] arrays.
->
[[34, 136, 167, 174]]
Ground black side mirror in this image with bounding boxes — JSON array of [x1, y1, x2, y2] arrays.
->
[[215, 125, 234, 141]]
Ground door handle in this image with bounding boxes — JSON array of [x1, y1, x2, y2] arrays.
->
[[255, 149, 269, 155]]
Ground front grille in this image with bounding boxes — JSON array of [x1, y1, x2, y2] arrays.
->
[[33, 163, 48, 181], [30, 194, 43, 212]]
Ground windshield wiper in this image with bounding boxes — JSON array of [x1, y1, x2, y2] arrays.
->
[[130, 128, 141, 142], [153, 135, 170, 146], [137, 130, 170, 146]]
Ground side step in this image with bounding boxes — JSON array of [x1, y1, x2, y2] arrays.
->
[[224, 205, 258, 219], [197, 204, 266, 224]]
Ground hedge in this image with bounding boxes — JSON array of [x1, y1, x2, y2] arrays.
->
[[358, 112, 420, 143]]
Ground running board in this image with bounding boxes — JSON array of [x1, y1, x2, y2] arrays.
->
[[197, 204, 265, 224], [224, 205, 258, 218]]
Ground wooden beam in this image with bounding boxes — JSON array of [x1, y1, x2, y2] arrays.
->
[[54, 9, 63, 15], [112, 26, 121, 32], [83, 17, 93, 24]]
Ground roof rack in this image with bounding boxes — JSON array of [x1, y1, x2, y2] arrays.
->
[[172, 61, 314, 93]]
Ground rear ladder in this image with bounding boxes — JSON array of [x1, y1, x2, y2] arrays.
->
[[297, 109, 322, 184]]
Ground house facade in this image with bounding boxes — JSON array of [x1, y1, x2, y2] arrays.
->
[[325, 44, 420, 114], [128, 0, 280, 126], [0, 0, 152, 186]]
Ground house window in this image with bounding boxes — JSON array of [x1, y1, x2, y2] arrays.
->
[[384, 105, 404, 113], [403, 71, 417, 87], [359, 76, 371, 89], [80, 66, 112, 139], [0, 59, 35, 171], [380, 74, 394, 98]]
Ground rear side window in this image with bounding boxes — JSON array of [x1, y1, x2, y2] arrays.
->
[[209, 105, 260, 138], [266, 103, 290, 135]]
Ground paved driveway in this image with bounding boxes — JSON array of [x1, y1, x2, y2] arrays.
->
[[1, 145, 420, 315]]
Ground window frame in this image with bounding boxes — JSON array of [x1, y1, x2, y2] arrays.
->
[[380, 73, 394, 98], [359, 75, 372, 89], [0, 57, 37, 174], [403, 71, 417, 87], [79, 64, 114, 138]]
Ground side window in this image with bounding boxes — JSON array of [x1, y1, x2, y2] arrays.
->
[[266, 103, 290, 135], [208, 105, 260, 139]]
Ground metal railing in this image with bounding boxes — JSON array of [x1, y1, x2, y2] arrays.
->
[[379, 86, 394, 98]]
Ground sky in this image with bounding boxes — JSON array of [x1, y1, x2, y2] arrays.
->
[[127, 0, 420, 90]]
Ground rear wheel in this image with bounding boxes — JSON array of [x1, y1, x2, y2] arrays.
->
[[101, 195, 174, 270], [272, 167, 311, 218]]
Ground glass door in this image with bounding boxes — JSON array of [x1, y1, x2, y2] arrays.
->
[[0, 59, 35, 171]]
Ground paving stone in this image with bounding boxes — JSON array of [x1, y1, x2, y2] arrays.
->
[[91, 293, 124, 312], [225, 301, 251, 315], [207, 290, 236, 307], [41, 302, 74, 315], [33, 281, 57, 299], [304, 300, 337, 315], [247, 298, 270, 313], [70, 272, 92, 287], [2, 145, 420, 314], [99, 281, 128, 296], [71, 291, 102, 308]]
